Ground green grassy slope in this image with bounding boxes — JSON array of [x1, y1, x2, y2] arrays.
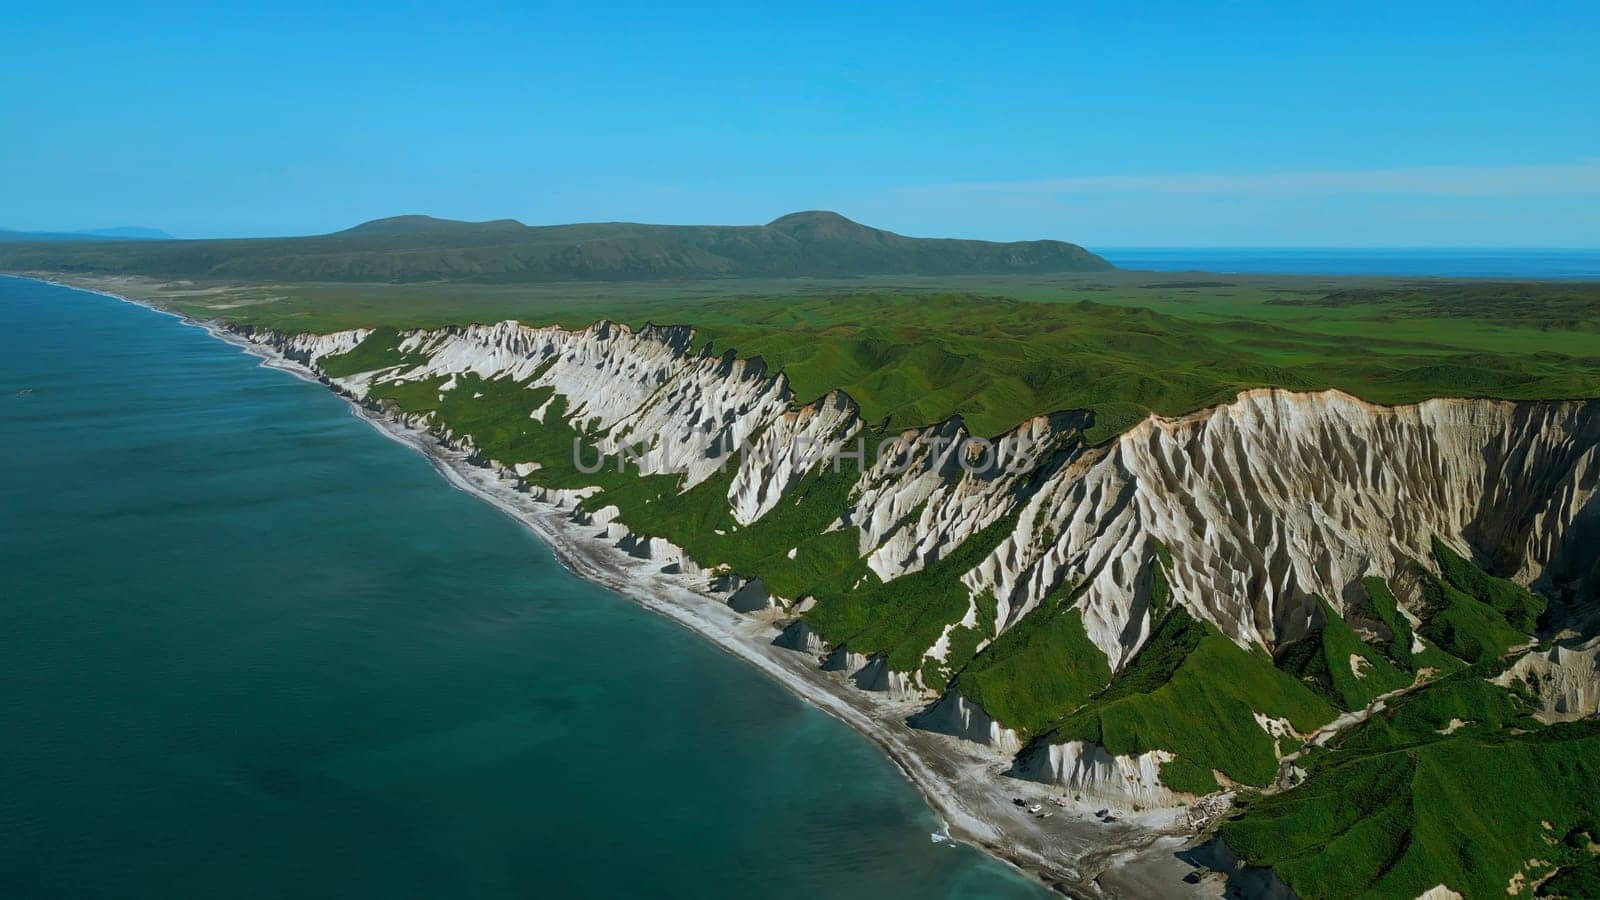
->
[[95, 273, 1600, 441], [1226, 720, 1600, 899], [1353, 577, 1417, 669], [1417, 539, 1546, 663], [1222, 549, 1579, 899], [1430, 538, 1547, 634], [955, 584, 1113, 739], [1275, 597, 1412, 711], [0, 211, 1112, 283], [1223, 679, 1600, 900], [1041, 607, 1338, 793], [313, 326, 425, 378], [802, 514, 1018, 691], [1335, 664, 1530, 754]]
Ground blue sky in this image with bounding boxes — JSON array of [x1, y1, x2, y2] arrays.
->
[[3, 1, 1596, 246]]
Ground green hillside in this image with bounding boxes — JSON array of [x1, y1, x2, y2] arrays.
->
[[31, 269, 1598, 442], [0, 211, 1112, 282], [1042, 606, 1337, 794], [1222, 553, 1580, 898]]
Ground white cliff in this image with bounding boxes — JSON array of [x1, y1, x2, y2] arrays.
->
[[1497, 634, 1600, 721], [271, 327, 373, 364], [850, 413, 1080, 584], [728, 390, 859, 525], [1012, 740, 1181, 807], [909, 690, 1023, 753], [243, 320, 1600, 808], [969, 390, 1600, 669]]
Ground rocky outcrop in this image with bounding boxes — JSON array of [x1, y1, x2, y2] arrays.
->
[[966, 391, 1600, 669], [272, 327, 372, 365], [773, 619, 828, 655], [907, 690, 1023, 753], [846, 655, 919, 697], [1011, 740, 1181, 807], [1497, 635, 1600, 721], [729, 391, 859, 525], [850, 412, 1085, 583], [727, 577, 782, 613]]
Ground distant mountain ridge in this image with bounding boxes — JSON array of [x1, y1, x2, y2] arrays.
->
[[0, 226, 174, 242], [0, 211, 1112, 282], [337, 215, 528, 238]]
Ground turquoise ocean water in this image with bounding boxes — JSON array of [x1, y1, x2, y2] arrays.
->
[[0, 277, 1047, 899]]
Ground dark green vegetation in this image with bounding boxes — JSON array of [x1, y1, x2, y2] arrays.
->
[[1222, 668, 1600, 900], [1429, 538, 1547, 634], [803, 515, 1016, 691], [0, 211, 1110, 282], [1040, 607, 1336, 793], [1221, 552, 1587, 898], [1354, 577, 1417, 669], [1275, 598, 1411, 711], [50, 271, 1600, 442], [1225, 718, 1600, 899], [1541, 854, 1600, 899], [312, 326, 427, 379], [968, 551, 1549, 809], [1417, 538, 1545, 663], [955, 584, 1112, 738], [670, 286, 1598, 439], [1271, 280, 1600, 331]]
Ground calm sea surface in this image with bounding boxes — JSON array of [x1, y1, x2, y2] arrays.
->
[[1098, 247, 1600, 278], [0, 277, 1047, 899]]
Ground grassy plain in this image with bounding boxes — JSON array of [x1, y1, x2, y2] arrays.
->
[[63, 271, 1600, 442]]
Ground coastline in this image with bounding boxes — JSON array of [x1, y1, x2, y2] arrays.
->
[[26, 275, 1219, 899]]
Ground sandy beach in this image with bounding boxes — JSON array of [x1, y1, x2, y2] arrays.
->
[[48, 276, 1224, 900]]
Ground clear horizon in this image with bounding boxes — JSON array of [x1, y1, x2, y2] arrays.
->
[[4, 2, 1597, 247]]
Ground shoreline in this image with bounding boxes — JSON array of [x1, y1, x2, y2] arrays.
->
[[27, 275, 1218, 899]]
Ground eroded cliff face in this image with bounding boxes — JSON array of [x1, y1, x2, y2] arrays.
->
[[274, 327, 373, 363], [1496, 634, 1600, 721], [1012, 741, 1179, 808], [970, 391, 1600, 669], [243, 319, 1600, 806]]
